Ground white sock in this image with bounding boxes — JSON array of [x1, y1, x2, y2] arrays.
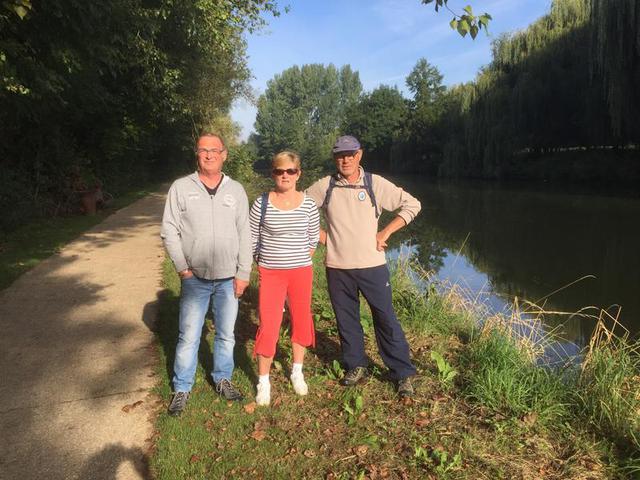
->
[[291, 363, 303, 376], [259, 374, 270, 385]]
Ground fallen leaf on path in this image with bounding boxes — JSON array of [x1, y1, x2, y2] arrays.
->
[[189, 454, 200, 463], [121, 400, 144, 413], [303, 449, 316, 458], [244, 402, 256, 414]]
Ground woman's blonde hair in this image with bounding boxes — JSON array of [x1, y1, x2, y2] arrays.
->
[[272, 151, 301, 170]]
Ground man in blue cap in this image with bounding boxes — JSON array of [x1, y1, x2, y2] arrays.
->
[[306, 135, 421, 397]]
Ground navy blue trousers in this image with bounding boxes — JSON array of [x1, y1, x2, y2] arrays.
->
[[326, 264, 416, 381]]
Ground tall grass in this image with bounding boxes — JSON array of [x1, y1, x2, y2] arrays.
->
[[575, 312, 640, 453], [389, 257, 474, 338], [390, 258, 639, 459], [461, 330, 570, 423]]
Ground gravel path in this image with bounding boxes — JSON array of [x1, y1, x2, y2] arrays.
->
[[0, 191, 167, 480]]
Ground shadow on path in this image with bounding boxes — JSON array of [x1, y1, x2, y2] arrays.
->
[[77, 443, 151, 480]]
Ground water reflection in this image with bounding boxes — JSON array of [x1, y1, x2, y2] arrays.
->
[[387, 177, 640, 349]]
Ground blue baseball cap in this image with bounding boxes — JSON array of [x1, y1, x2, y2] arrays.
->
[[332, 135, 361, 154]]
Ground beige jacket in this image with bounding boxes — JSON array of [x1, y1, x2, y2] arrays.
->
[[306, 168, 421, 269]]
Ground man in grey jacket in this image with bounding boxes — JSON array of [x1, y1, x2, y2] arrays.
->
[[161, 133, 252, 415]]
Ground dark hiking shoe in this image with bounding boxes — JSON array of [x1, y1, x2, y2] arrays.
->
[[168, 391, 189, 416], [340, 366, 367, 386], [397, 377, 415, 398], [215, 379, 244, 401]]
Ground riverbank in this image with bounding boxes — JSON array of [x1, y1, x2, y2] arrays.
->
[[502, 149, 640, 186], [150, 249, 639, 478]]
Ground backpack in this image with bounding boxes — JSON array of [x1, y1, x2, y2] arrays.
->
[[321, 171, 379, 218]]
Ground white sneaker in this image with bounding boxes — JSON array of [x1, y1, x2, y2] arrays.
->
[[256, 382, 270, 406], [290, 372, 308, 396]]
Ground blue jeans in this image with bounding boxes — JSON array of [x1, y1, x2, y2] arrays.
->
[[172, 276, 238, 392]]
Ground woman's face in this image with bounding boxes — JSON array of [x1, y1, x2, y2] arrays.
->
[[272, 159, 301, 192]]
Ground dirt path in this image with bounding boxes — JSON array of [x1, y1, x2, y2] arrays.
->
[[0, 190, 167, 480]]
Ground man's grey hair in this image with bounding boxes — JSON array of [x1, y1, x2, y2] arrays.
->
[[197, 132, 226, 147]]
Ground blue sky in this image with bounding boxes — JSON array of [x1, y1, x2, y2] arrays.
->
[[231, 0, 552, 140]]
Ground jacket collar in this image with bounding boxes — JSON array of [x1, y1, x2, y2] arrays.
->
[[334, 166, 364, 185], [189, 171, 229, 191]]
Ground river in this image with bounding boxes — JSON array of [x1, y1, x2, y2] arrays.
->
[[388, 177, 640, 355]]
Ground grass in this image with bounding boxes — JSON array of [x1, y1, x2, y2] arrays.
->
[[0, 184, 161, 291], [575, 313, 640, 468], [151, 251, 640, 479]]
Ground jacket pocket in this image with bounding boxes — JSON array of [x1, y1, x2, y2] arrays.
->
[[184, 237, 210, 270]]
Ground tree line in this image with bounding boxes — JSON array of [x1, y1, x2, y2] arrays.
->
[[0, 0, 279, 231], [253, 0, 639, 183]]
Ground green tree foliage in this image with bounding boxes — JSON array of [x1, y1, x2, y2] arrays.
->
[[332, 1, 637, 182], [403, 58, 447, 173], [0, 0, 278, 231], [590, 0, 640, 139], [405, 58, 448, 173], [342, 85, 408, 171], [423, 0, 492, 39], [433, 0, 639, 181], [254, 64, 362, 171]]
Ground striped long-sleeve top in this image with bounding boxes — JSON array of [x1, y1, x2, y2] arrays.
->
[[249, 193, 320, 269]]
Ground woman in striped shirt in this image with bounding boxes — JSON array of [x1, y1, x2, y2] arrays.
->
[[249, 151, 320, 406]]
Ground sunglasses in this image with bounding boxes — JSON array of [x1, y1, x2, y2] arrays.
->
[[272, 168, 299, 176]]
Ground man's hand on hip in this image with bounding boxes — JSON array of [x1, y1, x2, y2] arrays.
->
[[376, 216, 408, 251], [179, 269, 193, 279], [234, 278, 249, 298], [376, 231, 389, 251]]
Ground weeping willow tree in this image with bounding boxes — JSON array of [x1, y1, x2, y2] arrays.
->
[[591, 0, 640, 139], [436, 0, 639, 181]]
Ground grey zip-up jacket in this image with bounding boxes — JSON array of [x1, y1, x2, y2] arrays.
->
[[161, 172, 252, 281]]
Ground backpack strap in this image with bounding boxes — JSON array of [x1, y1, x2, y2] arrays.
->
[[363, 171, 379, 218], [321, 172, 379, 218], [321, 175, 338, 211], [255, 192, 269, 261]]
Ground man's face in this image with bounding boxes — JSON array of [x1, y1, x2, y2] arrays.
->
[[196, 135, 227, 175], [334, 150, 362, 180]]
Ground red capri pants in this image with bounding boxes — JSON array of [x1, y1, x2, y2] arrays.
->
[[254, 265, 315, 358]]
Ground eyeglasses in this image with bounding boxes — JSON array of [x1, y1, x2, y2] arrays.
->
[[196, 147, 226, 156], [272, 168, 299, 176], [334, 151, 358, 160]]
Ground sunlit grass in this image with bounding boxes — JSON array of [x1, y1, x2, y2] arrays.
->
[[151, 252, 638, 478], [576, 310, 640, 455]]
